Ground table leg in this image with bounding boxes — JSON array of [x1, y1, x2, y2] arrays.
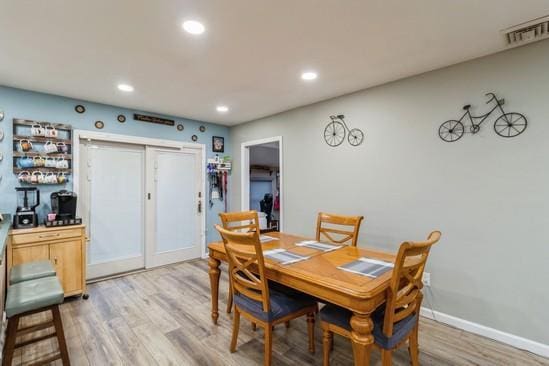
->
[[350, 312, 374, 366], [208, 256, 221, 325]]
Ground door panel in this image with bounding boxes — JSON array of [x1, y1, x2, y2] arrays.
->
[[82, 141, 145, 279], [147, 148, 203, 267], [12, 245, 49, 266], [50, 240, 82, 295]]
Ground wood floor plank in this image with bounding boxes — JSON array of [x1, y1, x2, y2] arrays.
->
[[11, 260, 549, 366]]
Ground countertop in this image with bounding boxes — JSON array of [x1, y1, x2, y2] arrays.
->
[[0, 214, 11, 264]]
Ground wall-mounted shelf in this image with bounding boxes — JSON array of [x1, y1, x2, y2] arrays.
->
[[13, 118, 72, 130], [13, 152, 72, 160], [13, 135, 72, 144], [12, 118, 73, 185], [13, 168, 72, 174]]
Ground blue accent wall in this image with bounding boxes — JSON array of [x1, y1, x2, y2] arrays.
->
[[0, 86, 230, 245]]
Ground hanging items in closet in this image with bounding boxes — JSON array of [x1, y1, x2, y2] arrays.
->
[[207, 154, 231, 210]]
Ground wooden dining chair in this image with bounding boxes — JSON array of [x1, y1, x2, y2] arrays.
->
[[215, 225, 318, 366], [316, 212, 364, 247], [219, 211, 260, 314], [319, 231, 441, 366]]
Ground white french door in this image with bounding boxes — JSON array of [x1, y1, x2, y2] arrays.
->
[[78, 135, 204, 279], [81, 141, 146, 279], [145, 148, 203, 267]]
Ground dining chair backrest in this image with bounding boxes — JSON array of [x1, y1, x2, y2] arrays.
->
[[215, 224, 271, 313], [219, 211, 260, 233], [382, 231, 441, 337], [316, 212, 364, 247]]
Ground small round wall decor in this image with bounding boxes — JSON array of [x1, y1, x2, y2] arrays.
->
[[0, 109, 4, 121], [117, 114, 126, 123], [177, 124, 184, 131], [94, 120, 104, 129], [199, 125, 206, 132], [75, 105, 86, 114], [191, 135, 198, 142]]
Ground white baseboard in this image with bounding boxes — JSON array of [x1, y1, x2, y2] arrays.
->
[[420, 307, 549, 359]]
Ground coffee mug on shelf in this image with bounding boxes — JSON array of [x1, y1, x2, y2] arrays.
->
[[56, 142, 68, 153], [31, 171, 43, 184], [19, 139, 32, 152], [47, 213, 57, 222], [56, 157, 69, 169], [45, 157, 56, 168], [45, 126, 58, 138], [45, 173, 58, 184], [18, 157, 34, 169], [33, 156, 45, 167], [31, 124, 45, 137], [44, 140, 58, 154], [18, 171, 31, 183], [57, 172, 68, 184]]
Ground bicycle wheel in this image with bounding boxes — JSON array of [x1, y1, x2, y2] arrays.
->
[[494, 113, 527, 138], [347, 128, 364, 146], [438, 120, 465, 142], [324, 121, 345, 147]]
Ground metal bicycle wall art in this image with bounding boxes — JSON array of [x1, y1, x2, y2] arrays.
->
[[438, 92, 527, 142], [324, 114, 364, 147]]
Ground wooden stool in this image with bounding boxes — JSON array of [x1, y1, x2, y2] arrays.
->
[[3, 276, 69, 366]]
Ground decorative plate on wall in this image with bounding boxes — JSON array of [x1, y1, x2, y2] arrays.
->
[[0, 128, 4, 141], [0, 110, 4, 121], [199, 125, 206, 132], [177, 124, 184, 131], [75, 105, 86, 114], [94, 121, 104, 129], [117, 114, 126, 123], [191, 135, 198, 142]]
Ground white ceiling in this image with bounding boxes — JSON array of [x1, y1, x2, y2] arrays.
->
[[1, 1, 548, 126]]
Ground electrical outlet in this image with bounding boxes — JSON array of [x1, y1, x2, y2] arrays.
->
[[423, 272, 431, 287]]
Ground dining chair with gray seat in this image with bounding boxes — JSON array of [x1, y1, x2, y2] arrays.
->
[[215, 224, 318, 366], [319, 231, 441, 366]]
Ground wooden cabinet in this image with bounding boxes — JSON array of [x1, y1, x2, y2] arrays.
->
[[8, 225, 87, 297]]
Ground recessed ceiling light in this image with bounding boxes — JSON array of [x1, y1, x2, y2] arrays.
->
[[183, 20, 205, 35], [301, 71, 318, 81], [117, 84, 134, 92], [216, 105, 229, 113]]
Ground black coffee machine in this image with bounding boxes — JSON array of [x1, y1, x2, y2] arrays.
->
[[51, 190, 77, 221], [14, 187, 40, 229]]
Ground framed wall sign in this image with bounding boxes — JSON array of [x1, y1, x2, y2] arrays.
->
[[212, 136, 224, 152], [134, 113, 174, 126]]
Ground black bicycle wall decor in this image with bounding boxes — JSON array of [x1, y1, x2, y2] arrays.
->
[[438, 93, 527, 142], [324, 114, 364, 147]]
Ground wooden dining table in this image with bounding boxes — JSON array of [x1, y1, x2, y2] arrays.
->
[[208, 231, 396, 366]]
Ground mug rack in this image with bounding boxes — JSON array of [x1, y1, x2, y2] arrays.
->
[[12, 119, 73, 185]]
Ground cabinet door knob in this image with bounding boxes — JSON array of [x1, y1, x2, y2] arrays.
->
[[54, 257, 58, 264]]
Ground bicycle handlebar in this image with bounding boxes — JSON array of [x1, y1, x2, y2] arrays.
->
[[485, 92, 497, 104]]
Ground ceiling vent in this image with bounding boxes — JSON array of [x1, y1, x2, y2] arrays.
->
[[502, 15, 549, 48]]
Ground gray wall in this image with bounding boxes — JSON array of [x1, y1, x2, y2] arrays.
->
[[230, 40, 549, 344]]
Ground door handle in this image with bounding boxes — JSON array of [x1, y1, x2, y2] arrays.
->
[[198, 200, 202, 214]]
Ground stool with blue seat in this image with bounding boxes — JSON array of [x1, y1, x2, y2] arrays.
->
[[215, 224, 318, 366], [319, 231, 441, 366], [9, 260, 56, 285], [2, 275, 70, 366]]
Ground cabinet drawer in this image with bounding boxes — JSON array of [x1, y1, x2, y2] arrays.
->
[[11, 228, 82, 245]]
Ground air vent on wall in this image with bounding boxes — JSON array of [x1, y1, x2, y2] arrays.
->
[[502, 15, 549, 48]]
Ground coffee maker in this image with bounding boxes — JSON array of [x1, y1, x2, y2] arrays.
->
[[50, 190, 77, 221], [14, 187, 40, 229]]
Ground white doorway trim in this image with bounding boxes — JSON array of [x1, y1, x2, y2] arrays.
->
[[73, 130, 207, 263], [240, 136, 283, 231]]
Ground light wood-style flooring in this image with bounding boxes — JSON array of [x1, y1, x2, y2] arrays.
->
[[10, 260, 549, 366]]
